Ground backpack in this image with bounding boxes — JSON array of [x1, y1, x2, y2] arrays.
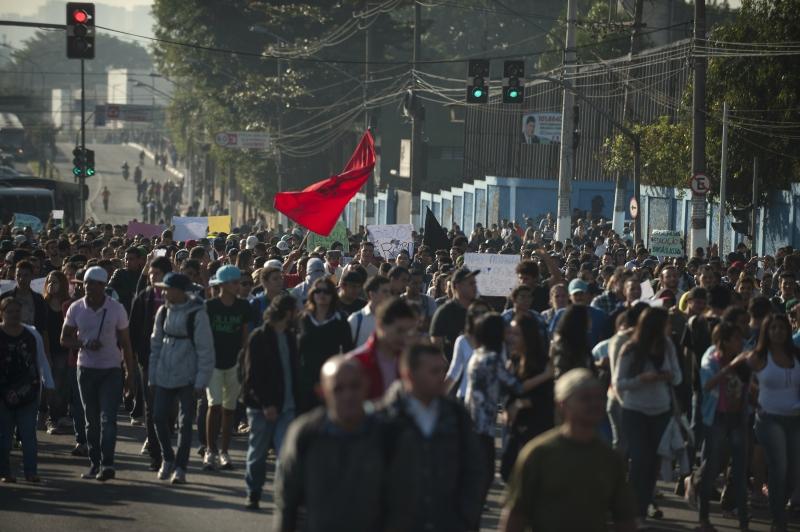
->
[[157, 306, 200, 348]]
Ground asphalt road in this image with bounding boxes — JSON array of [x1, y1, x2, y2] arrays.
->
[[50, 142, 180, 226], [0, 410, 777, 531]]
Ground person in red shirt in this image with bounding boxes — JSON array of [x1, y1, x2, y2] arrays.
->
[[346, 297, 417, 400]]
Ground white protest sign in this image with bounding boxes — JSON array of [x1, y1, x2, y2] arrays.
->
[[366, 224, 414, 260], [30, 277, 46, 295], [650, 230, 683, 257], [463, 253, 520, 297], [0, 280, 15, 295], [172, 216, 208, 241], [639, 280, 655, 301], [52, 210, 64, 220]]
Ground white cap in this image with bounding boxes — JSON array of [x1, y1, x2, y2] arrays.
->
[[265, 259, 283, 269], [276, 241, 289, 251], [83, 266, 109, 284], [246, 235, 259, 250]]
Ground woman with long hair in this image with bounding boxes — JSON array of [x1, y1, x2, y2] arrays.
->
[[296, 277, 353, 413], [42, 271, 70, 435], [550, 304, 591, 379], [540, 283, 568, 326], [744, 314, 800, 532], [464, 313, 542, 512], [444, 300, 491, 401], [501, 313, 554, 480], [612, 306, 682, 526]]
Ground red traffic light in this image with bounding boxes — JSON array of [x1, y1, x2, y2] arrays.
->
[[72, 9, 88, 23]]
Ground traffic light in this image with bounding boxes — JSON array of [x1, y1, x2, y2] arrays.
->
[[66, 3, 95, 59], [731, 205, 752, 237], [72, 147, 85, 177], [466, 60, 489, 104], [502, 60, 524, 104], [86, 149, 95, 176]]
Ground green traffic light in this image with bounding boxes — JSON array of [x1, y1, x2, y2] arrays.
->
[[73, 167, 82, 176], [472, 88, 484, 98], [509, 89, 519, 98], [86, 167, 95, 176]]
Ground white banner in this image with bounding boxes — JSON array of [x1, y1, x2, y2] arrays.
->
[[463, 253, 520, 297], [172, 216, 208, 241], [366, 224, 414, 260]]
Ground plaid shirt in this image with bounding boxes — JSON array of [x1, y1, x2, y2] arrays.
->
[[591, 291, 622, 316]]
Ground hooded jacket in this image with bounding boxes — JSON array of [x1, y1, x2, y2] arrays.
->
[[149, 295, 215, 390]]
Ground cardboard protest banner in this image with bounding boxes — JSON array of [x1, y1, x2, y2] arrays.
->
[[51, 210, 64, 220], [13, 213, 43, 233], [307, 221, 348, 252], [127, 221, 165, 238], [30, 277, 46, 295], [463, 252, 520, 297], [208, 215, 231, 234], [366, 224, 414, 260], [172, 216, 208, 241], [639, 280, 655, 301], [650, 230, 684, 257]]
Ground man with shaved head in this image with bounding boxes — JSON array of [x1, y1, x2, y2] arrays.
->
[[274, 355, 387, 532]]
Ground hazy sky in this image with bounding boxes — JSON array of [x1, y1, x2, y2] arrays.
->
[[0, 0, 152, 16]]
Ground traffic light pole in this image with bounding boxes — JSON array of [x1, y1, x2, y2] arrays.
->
[[717, 102, 729, 253], [409, 1, 422, 229], [690, 0, 708, 254], [80, 58, 86, 221]]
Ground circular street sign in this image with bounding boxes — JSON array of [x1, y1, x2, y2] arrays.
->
[[629, 196, 639, 219], [690, 173, 711, 195], [215, 133, 232, 147], [106, 105, 120, 119]]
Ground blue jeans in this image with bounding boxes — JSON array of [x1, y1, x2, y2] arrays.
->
[[68, 366, 86, 445], [245, 407, 294, 500], [77, 366, 122, 468], [0, 399, 39, 476], [754, 412, 800, 527], [697, 412, 749, 525], [621, 408, 670, 519], [153, 385, 196, 469]]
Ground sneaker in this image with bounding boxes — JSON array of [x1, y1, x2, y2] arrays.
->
[[219, 451, 233, 470], [684, 475, 697, 510], [81, 465, 100, 479], [202, 450, 217, 471], [130, 417, 144, 427], [140, 439, 150, 455], [171, 467, 187, 484], [96, 467, 115, 482], [149, 458, 162, 472], [70, 443, 89, 457], [245, 495, 259, 510], [157, 461, 174, 481], [1, 475, 17, 483], [196, 445, 206, 458]]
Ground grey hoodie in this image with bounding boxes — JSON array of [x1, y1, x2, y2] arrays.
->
[[149, 296, 215, 390]]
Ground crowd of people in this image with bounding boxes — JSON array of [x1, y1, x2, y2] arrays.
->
[[0, 213, 798, 532]]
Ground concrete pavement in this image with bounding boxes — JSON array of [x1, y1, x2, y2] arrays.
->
[[51, 142, 180, 226]]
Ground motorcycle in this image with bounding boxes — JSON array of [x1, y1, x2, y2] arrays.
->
[[121, 162, 130, 180]]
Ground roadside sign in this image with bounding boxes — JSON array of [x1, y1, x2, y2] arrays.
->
[[102, 104, 152, 122], [214, 131, 270, 150], [690, 173, 710, 195], [629, 196, 639, 219]]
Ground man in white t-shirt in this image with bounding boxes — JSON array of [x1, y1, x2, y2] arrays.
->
[[348, 275, 390, 347]]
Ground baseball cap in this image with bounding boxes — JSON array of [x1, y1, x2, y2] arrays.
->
[[155, 272, 192, 291], [209, 264, 241, 286], [175, 249, 190, 261], [276, 241, 290, 252], [568, 278, 589, 295], [265, 259, 283, 270], [451, 266, 479, 285], [306, 258, 325, 274], [83, 266, 108, 284], [246, 235, 259, 250]]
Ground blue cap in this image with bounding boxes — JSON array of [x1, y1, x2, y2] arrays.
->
[[568, 278, 589, 295], [155, 272, 192, 291], [209, 264, 241, 286]]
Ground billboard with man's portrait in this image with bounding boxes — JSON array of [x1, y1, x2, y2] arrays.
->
[[521, 112, 562, 144]]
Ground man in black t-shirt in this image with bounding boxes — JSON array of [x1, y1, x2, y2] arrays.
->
[[430, 267, 478, 360], [337, 271, 367, 316], [203, 265, 253, 472]]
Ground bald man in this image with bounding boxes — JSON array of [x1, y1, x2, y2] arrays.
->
[[274, 356, 387, 532]]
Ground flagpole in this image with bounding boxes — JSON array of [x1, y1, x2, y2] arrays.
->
[[297, 229, 311, 251]]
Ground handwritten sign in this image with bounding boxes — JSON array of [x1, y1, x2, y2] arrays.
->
[[208, 215, 231, 234], [172, 216, 208, 241], [650, 230, 683, 257], [367, 224, 414, 260], [463, 253, 520, 297]]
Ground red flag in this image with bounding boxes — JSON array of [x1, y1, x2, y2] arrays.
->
[[274, 132, 375, 236]]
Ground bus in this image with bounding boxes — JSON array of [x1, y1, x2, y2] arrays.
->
[[0, 176, 87, 227], [0, 113, 25, 160]]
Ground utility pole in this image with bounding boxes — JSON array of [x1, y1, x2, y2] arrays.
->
[[752, 157, 758, 255], [690, 0, 708, 253], [364, 0, 375, 225], [717, 101, 729, 252], [555, 0, 577, 242], [611, 0, 643, 239], [409, 1, 423, 228]]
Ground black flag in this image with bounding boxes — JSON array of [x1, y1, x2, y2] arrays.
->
[[423, 207, 450, 251]]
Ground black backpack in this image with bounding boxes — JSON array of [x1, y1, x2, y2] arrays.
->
[[157, 307, 200, 348]]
